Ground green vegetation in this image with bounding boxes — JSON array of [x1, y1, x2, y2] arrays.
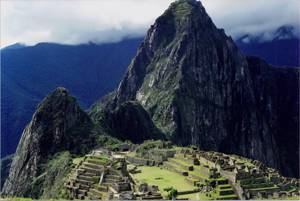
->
[[94, 134, 122, 150], [172, 0, 193, 16], [131, 166, 194, 196], [40, 151, 73, 199], [4, 141, 299, 200], [72, 156, 84, 165], [284, 196, 300, 200], [0, 198, 33, 201], [87, 155, 110, 165], [135, 140, 172, 155], [164, 187, 178, 200]]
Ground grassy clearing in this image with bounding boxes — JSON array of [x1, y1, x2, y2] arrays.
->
[[0, 198, 33, 201], [87, 155, 109, 165], [0, 198, 72, 201], [284, 196, 300, 200], [177, 192, 212, 200], [169, 158, 209, 179], [131, 166, 194, 196]]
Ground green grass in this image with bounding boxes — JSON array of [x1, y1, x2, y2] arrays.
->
[[0, 198, 73, 201], [170, 158, 210, 179], [0, 198, 33, 201], [249, 185, 279, 192], [40, 151, 73, 199], [72, 156, 84, 165], [131, 166, 195, 197], [87, 156, 109, 165], [284, 196, 300, 200], [177, 192, 212, 200]]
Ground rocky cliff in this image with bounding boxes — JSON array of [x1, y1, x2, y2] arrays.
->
[[91, 0, 299, 177], [2, 87, 95, 197], [91, 99, 163, 143]]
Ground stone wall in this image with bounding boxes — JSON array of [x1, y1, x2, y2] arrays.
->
[[220, 169, 237, 183], [126, 156, 155, 166]]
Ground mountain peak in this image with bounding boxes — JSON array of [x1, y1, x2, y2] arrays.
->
[[273, 25, 297, 40], [163, 0, 208, 22], [52, 87, 68, 96], [2, 88, 94, 196], [169, 0, 202, 14], [91, 0, 299, 178], [36, 87, 75, 115]]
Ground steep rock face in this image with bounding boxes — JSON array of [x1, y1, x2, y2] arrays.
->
[[91, 0, 299, 177], [246, 56, 299, 177], [2, 87, 94, 197], [90, 99, 163, 143], [0, 155, 13, 190]]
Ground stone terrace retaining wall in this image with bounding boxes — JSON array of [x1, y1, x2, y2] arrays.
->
[[126, 156, 155, 166], [177, 189, 201, 195]]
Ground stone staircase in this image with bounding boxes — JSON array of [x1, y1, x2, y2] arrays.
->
[[65, 155, 108, 200], [66, 153, 135, 200]]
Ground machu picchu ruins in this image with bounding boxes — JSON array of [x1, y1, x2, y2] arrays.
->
[[64, 140, 300, 200]]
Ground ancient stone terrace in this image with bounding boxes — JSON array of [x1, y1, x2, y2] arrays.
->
[[162, 151, 238, 200], [65, 151, 134, 200], [196, 151, 300, 199], [64, 142, 299, 200]]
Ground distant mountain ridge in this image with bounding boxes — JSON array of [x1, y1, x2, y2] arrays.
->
[[237, 25, 299, 67], [1, 38, 142, 157]]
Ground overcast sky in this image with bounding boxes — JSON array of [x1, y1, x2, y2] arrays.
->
[[1, 0, 299, 47]]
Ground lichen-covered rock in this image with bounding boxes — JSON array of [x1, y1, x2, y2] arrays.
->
[[2, 87, 94, 197], [90, 0, 299, 177]]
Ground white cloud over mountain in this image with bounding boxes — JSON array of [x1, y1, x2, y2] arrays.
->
[[1, 0, 299, 47]]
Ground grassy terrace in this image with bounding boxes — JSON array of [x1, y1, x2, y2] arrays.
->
[[0, 198, 33, 201], [131, 166, 199, 197], [87, 155, 110, 165], [249, 185, 279, 192], [177, 192, 212, 200], [167, 156, 228, 185], [217, 184, 232, 189], [131, 166, 194, 191], [284, 196, 300, 200], [169, 157, 209, 179]]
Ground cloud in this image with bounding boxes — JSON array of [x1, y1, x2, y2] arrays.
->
[[1, 0, 299, 47], [202, 0, 300, 39]]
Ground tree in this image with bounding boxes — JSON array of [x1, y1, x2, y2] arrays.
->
[[164, 187, 178, 200]]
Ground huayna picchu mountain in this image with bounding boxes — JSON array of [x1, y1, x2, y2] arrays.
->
[[90, 0, 299, 178], [2, 87, 96, 197]]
